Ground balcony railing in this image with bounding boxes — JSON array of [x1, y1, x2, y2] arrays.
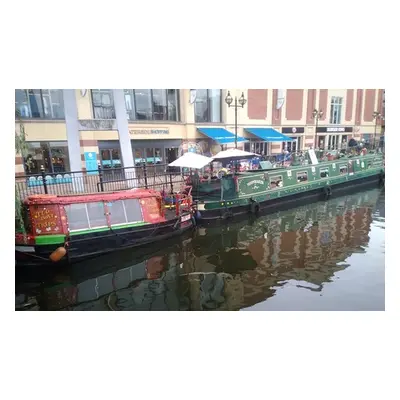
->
[[93, 106, 116, 119]]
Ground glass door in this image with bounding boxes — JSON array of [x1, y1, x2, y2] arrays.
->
[[166, 147, 179, 173], [100, 149, 122, 180], [328, 135, 339, 150]]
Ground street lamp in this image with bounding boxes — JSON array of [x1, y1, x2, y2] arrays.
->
[[225, 91, 247, 149], [372, 111, 384, 149], [312, 109, 324, 149]]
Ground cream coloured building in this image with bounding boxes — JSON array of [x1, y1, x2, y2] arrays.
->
[[15, 89, 384, 176]]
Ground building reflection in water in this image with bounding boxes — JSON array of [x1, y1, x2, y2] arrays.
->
[[16, 189, 383, 311]]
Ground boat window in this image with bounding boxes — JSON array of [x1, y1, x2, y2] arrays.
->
[[320, 168, 330, 178], [107, 201, 127, 225], [65, 204, 90, 231], [296, 171, 308, 182], [339, 165, 348, 175], [270, 175, 283, 189], [86, 202, 107, 228], [124, 199, 143, 223]]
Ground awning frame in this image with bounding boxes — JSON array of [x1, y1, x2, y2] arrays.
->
[[197, 127, 248, 144], [245, 127, 294, 142]]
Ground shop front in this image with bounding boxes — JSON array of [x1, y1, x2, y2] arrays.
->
[[316, 127, 353, 150], [98, 139, 182, 171], [244, 127, 294, 155], [186, 127, 247, 157], [281, 127, 305, 152]]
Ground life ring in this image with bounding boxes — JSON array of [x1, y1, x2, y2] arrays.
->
[[323, 186, 332, 200], [379, 171, 385, 186], [250, 200, 260, 215]]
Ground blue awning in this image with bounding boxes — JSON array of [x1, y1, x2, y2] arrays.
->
[[245, 127, 293, 142], [197, 127, 247, 144]]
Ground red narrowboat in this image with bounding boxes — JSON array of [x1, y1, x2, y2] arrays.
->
[[15, 188, 194, 266]]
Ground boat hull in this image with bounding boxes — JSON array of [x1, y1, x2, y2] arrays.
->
[[15, 213, 195, 267], [194, 171, 383, 224]]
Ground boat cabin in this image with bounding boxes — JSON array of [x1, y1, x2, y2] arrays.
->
[[189, 153, 383, 202], [18, 189, 188, 241]]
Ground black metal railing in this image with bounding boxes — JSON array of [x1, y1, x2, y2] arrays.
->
[[260, 144, 384, 168], [15, 164, 187, 200]]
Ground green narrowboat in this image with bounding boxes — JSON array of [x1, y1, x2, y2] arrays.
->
[[191, 152, 385, 222]]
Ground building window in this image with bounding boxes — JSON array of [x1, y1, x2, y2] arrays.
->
[[15, 89, 65, 119], [124, 89, 179, 121], [91, 89, 116, 119], [328, 135, 340, 150], [194, 89, 221, 123], [100, 149, 121, 169], [362, 134, 372, 144], [329, 97, 343, 124], [23, 141, 70, 175]]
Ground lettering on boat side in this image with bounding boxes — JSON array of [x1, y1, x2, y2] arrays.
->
[[32, 206, 61, 234], [247, 180, 264, 186]]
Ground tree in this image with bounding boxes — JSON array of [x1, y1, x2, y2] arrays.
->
[[15, 109, 27, 234]]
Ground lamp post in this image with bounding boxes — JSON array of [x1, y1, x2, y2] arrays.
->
[[372, 111, 384, 149], [312, 109, 324, 149], [225, 91, 247, 149]]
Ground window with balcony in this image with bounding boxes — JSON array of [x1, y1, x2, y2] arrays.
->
[[329, 96, 343, 124], [124, 89, 179, 121], [194, 89, 221, 123], [15, 89, 65, 119], [91, 89, 116, 119]]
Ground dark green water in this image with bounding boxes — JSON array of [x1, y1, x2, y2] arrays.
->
[[15, 188, 385, 311]]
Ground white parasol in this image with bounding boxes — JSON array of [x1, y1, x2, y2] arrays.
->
[[211, 148, 260, 160], [168, 152, 213, 169]]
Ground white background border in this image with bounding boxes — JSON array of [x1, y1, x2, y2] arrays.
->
[[4, 0, 399, 399]]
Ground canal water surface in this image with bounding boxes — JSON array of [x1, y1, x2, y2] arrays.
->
[[15, 188, 385, 311]]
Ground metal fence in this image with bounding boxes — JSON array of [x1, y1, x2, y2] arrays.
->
[[15, 164, 187, 200], [262, 144, 384, 168]]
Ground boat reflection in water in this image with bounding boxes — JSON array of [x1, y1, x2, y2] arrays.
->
[[16, 188, 384, 311]]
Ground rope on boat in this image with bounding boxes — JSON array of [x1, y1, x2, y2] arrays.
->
[[15, 250, 49, 262]]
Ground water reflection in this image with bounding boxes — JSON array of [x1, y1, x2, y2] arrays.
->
[[15, 189, 385, 311]]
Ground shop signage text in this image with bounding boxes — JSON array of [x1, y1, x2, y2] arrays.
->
[[129, 129, 169, 135], [282, 127, 305, 134], [316, 126, 353, 133]]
